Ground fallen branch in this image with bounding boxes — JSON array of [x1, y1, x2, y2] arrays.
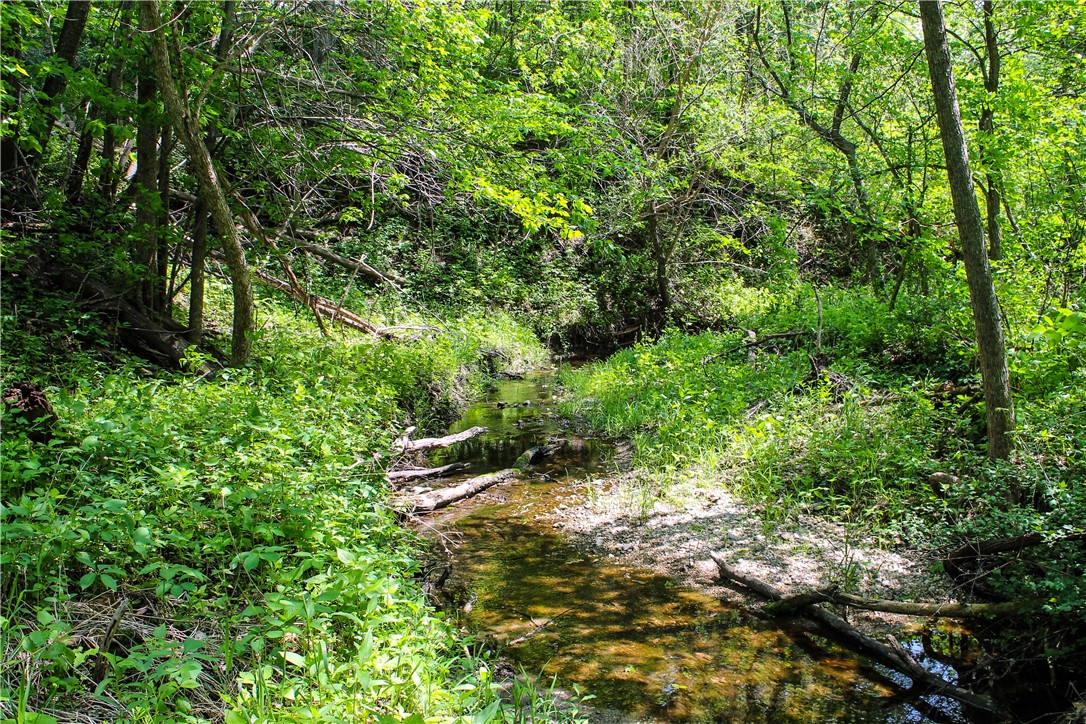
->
[[943, 531, 1086, 584], [296, 242, 405, 290], [53, 264, 198, 370], [395, 426, 487, 452], [710, 553, 999, 714], [386, 462, 471, 484], [409, 469, 515, 513], [507, 608, 575, 646], [767, 586, 1022, 618], [247, 265, 395, 338]]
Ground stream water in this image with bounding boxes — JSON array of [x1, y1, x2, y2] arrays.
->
[[418, 369, 973, 723]]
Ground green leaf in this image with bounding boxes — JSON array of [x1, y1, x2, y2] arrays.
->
[[336, 547, 356, 564], [243, 552, 261, 571], [282, 650, 306, 668], [79, 572, 97, 590]]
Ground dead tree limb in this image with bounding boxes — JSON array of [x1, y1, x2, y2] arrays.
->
[[409, 470, 516, 513], [386, 462, 471, 484], [710, 553, 1000, 714], [395, 426, 487, 452], [295, 242, 406, 289], [944, 531, 1086, 583], [245, 265, 395, 338], [767, 587, 1021, 619]]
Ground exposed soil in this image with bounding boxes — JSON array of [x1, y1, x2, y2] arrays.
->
[[533, 467, 961, 633]]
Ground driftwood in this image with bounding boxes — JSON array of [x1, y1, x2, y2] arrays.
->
[[386, 462, 471, 483], [410, 470, 515, 513], [766, 586, 1021, 619], [710, 553, 999, 714], [513, 445, 555, 470], [395, 425, 487, 452]]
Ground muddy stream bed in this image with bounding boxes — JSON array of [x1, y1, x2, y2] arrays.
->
[[412, 369, 975, 723]]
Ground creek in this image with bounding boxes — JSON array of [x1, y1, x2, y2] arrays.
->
[[416, 368, 972, 723]]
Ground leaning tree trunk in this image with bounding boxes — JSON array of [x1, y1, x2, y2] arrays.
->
[[920, 0, 1014, 461], [139, 0, 254, 366]]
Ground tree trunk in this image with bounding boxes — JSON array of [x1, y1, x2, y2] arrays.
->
[[156, 123, 173, 313], [27, 0, 92, 171], [188, 200, 208, 343], [979, 0, 1003, 262], [135, 58, 160, 309], [140, 0, 254, 366], [920, 0, 1014, 461]]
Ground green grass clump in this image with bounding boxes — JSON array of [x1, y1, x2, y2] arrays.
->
[[1, 291, 580, 722]]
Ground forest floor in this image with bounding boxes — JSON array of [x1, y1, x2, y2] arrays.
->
[[531, 467, 960, 633]]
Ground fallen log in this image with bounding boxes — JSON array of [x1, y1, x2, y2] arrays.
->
[[409, 469, 515, 513], [709, 553, 999, 714], [395, 425, 487, 452], [54, 264, 195, 370], [386, 462, 471, 483]]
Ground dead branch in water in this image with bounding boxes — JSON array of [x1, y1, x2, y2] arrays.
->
[[709, 553, 999, 714], [408, 469, 516, 513]]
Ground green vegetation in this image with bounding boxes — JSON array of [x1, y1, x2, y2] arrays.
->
[[2, 0, 1084, 719], [1, 287, 567, 722], [561, 281, 1086, 613]]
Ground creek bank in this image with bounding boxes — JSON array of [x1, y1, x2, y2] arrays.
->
[[408, 368, 997, 722]]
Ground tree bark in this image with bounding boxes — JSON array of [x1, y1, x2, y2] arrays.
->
[[920, 0, 1014, 460], [140, 0, 255, 366], [135, 57, 161, 309]]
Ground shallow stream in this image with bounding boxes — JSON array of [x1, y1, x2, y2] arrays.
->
[[417, 369, 971, 723]]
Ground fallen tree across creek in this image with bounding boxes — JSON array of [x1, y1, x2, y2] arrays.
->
[[709, 552, 1000, 715], [408, 469, 516, 513]]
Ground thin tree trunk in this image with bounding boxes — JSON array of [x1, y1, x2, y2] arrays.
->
[[188, 200, 208, 343], [979, 0, 1003, 262], [920, 0, 1014, 461], [135, 58, 160, 309], [27, 0, 92, 171], [156, 123, 173, 313], [140, 0, 254, 366], [98, 51, 127, 201], [65, 101, 97, 203]]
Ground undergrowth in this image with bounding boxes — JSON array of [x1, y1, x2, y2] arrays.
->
[[0, 287, 584, 723], [560, 281, 1086, 616]]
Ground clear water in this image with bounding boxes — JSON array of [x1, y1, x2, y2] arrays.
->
[[420, 370, 976, 723]]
